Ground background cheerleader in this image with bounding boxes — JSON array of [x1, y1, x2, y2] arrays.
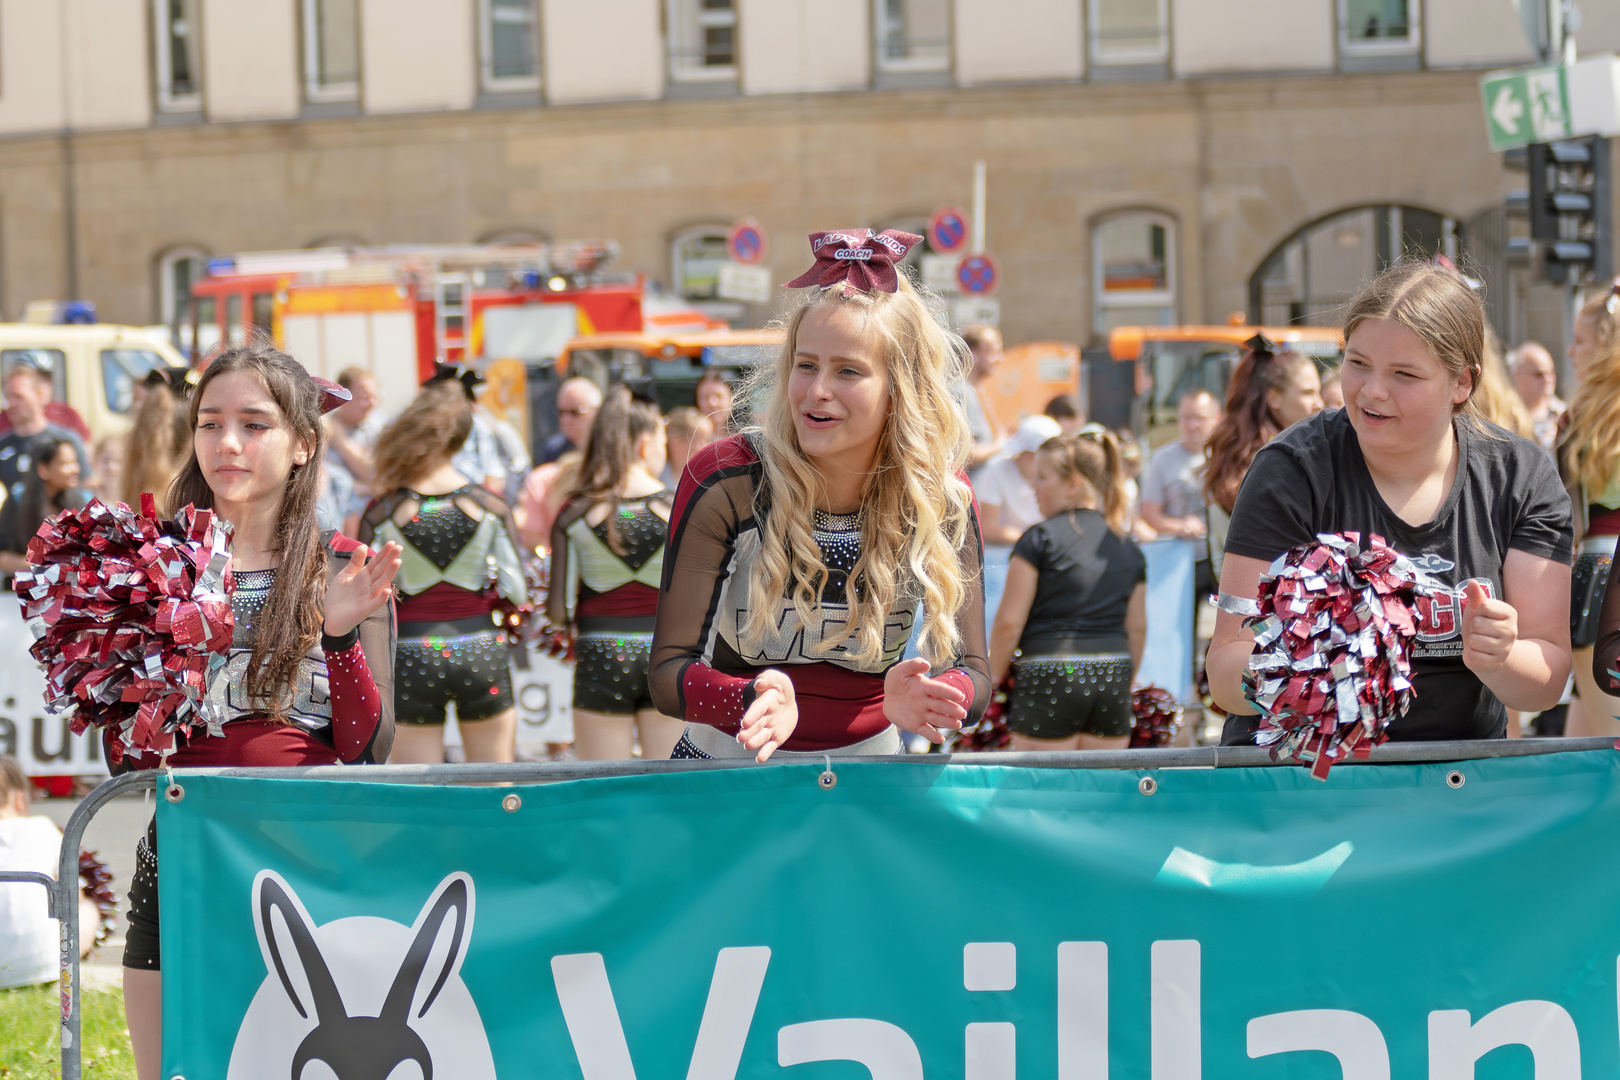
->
[[988, 429, 1147, 750], [548, 385, 684, 760], [1203, 337, 1325, 578], [359, 378, 529, 764]]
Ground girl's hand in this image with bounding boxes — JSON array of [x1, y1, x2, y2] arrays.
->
[[324, 541, 403, 638], [1460, 580, 1517, 676], [737, 669, 797, 763], [883, 657, 968, 744]]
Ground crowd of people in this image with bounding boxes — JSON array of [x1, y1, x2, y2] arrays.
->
[[0, 245, 1608, 773], [0, 226, 1616, 1073]]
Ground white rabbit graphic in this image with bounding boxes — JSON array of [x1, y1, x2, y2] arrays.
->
[[227, 870, 496, 1080]]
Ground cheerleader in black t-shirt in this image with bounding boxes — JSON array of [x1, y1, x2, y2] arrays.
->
[[989, 429, 1147, 750], [1209, 261, 1572, 742]]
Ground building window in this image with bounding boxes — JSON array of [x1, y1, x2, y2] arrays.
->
[[1338, 0, 1420, 56], [155, 0, 202, 112], [875, 0, 951, 73], [671, 228, 732, 301], [1250, 205, 1456, 326], [157, 247, 208, 352], [480, 0, 540, 92], [303, 0, 360, 103], [1089, 0, 1169, 66], [1092, 212, 1176, 336], [667, 0, 737, 83]]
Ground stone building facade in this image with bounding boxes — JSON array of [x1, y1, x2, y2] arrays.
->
[[0, 0, 1614, 349]]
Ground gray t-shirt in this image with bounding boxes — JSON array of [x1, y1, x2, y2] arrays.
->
[[955, 380, 994, 484], [1141, 441, 1208, 560]]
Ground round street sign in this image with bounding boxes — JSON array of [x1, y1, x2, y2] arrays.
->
[[727, 219, 768, 266], [928, 206, 970, 254], [957, 253, 1000, 296]]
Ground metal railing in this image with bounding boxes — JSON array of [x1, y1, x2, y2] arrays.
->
[[3, 735, 1613, 1079]]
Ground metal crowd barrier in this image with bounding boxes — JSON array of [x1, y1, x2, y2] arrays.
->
[[3, 735, 1614, 1079]]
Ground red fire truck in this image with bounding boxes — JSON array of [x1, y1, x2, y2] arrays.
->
[[185, 242, 721, 425]]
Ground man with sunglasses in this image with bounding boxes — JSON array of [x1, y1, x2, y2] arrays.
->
[[536, 377, 602, 466]]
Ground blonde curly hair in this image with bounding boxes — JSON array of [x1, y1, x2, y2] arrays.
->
[[741, 276, 975, 669], [1559, 289, 1620, 494]]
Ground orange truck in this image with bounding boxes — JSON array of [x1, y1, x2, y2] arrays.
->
[[185, 243, 722, 431], [556, 329, 782, 415]]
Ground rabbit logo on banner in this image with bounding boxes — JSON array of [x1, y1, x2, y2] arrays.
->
[[227, 870, 495, 1080]]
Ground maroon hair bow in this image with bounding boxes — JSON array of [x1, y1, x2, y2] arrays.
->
[[782, 229, 923, 294], [310, 376, 352, 415]]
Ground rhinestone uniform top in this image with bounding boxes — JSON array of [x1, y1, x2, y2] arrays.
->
[[213, 565, 334, 731], [810, 508, 863, 601]]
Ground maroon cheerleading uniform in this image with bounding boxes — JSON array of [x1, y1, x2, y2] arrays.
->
[[649, 435, 990, 751], [122, 532, 395, 971]]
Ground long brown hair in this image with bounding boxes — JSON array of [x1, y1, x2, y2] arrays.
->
[[1203, 345, 1315, 514], [565, 384, 663, 553], [1038, 429, 1128, 533], [372, 382, 474, 495], [1559, 287, 1620, 494], [122, 376, 191, 515], [167, 343, 326, 716]]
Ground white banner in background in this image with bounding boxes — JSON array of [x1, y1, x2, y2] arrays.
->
[[0, 598, 103, 776]]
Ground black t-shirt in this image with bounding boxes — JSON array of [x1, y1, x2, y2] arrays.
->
[[1012, 509, 1147, 651], [1221, 408, 1571, 743]]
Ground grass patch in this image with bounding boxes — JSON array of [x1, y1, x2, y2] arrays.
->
[[0, 982, 134, 1078]]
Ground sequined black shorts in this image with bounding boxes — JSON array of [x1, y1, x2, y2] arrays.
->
[[123, 817, 160, 970], [396, 617, 514, 725], [574, 631, 655, 714], [1008, 653, 1135, 739]]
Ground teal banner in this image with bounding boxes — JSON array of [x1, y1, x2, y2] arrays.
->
[[160, 752, 1620, 1079]]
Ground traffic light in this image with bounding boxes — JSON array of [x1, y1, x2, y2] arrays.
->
[[1528, 136, 1612, 284]]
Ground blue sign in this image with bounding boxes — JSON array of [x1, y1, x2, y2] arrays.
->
[[928, 206, 969, 254], [727, 220, 767, 266], [957, 253, 1000, 295]]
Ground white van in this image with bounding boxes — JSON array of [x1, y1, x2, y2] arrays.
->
[[0, 324, 188, 444]]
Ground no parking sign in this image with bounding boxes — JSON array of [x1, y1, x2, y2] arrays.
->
[[957, 253, 1000, 296], [726, 219, 768, 266], [927, 206, 970, 254]]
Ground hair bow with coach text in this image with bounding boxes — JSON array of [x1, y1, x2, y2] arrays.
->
[[782, 229, 924, 295]]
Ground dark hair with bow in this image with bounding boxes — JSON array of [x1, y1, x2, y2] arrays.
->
[[424, 363, 485, 401], [782, 229, 923, 295], [143, 364, 201, 398]]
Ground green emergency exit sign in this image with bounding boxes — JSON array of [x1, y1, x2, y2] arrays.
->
[[1481, 65, 1571, 151]]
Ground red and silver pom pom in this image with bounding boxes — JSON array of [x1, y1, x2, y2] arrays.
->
[[78, 849, 118, 947], [15, 495, 233, 761], [1129, 685, 1183, 748], [1221, 532, 1434, 780]]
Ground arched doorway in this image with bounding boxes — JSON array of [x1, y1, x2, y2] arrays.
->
[[1248, 205, 1460, 325]]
